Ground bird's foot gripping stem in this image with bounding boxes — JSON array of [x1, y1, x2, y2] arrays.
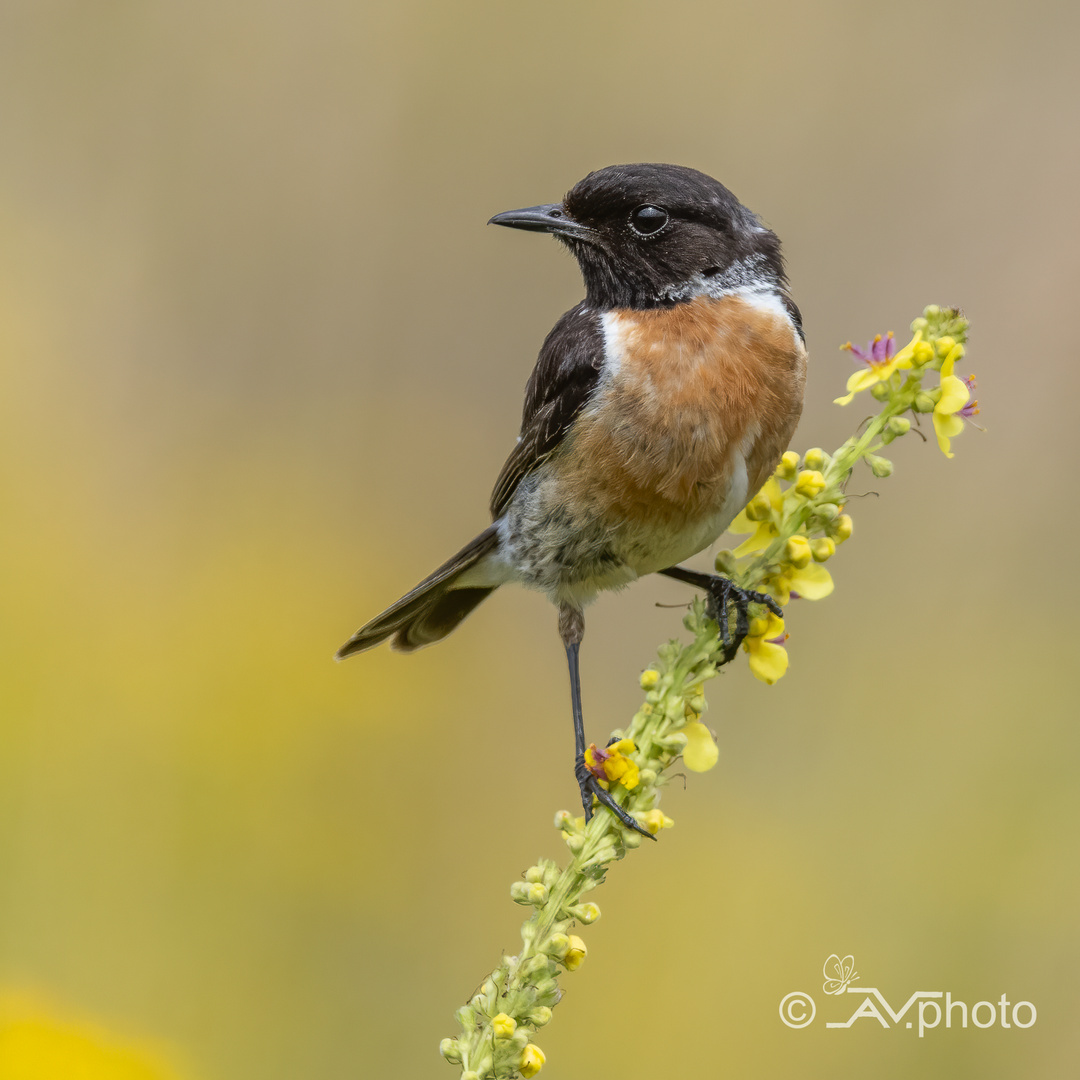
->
[[575, 752, 654, 840], [705, 576, 783, 660]]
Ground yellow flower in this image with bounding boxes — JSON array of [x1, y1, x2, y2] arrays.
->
[[583, 739, 640, 790], [933, 349, 978, 458], [728, 478, 783, 555], [765, 561, 835, 606], [834, 331, 922, 405], [683, 722, 719, 771], [642, 809, 675, 834], [520, 1044, 546, 1078], [742, 612, 789, 684], [0, 993, 187, 1080]]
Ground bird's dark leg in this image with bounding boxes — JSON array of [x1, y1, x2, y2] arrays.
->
[[659, 565, 783, 662], [559, 604, 653, 839]]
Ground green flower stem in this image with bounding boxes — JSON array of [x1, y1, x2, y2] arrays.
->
[[441, 306, 972, 1079]]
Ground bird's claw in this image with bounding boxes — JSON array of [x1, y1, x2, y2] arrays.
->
[[574, 755, 655, 840], [705, 576, 783, 660]]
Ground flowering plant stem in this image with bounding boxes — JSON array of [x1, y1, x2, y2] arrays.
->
[[440, 305, 974, 1079]]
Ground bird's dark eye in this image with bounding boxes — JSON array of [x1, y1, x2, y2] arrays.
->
[[629, 205, 669, 236]]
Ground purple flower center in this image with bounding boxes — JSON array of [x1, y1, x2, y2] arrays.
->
[[846, 332, 896, 368]]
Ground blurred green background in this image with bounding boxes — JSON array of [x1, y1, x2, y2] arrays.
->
[[1, 1, 1078, 1077]]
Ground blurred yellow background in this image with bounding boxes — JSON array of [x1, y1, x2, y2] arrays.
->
[[1, 2, 1078, 1077]]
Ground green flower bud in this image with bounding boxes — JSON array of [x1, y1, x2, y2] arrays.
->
[[638, 768, 657, 786], [528, 1006, 553, 1027], [525, 865, 545, 884], [871, 381, 891, 401], [829, 514, 854, 543], [810, 537, 835, 562], [570, 902, 601, 924], [523, 954, 556, 978], [713, 549, 738, 575], [455, 1005, 478, 1030], [911, 316, 929, 332], [440, 1038, 463, 1062], [623, 830, 643, 849], [461, 1071, 481, 1080], [924, 304, 941, 319], [913, 390, 937, 413], [660, 732, 688, 752], [887, 416, 911, 436], [543, 933, 570, 959], [510, 882, 532, 904], [564, 832, 585, 854], [553, 809, 575, 832], [866, 454, 893, 478], [814, 501, 840, 522]]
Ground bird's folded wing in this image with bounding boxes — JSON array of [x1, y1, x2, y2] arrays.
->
[[489, 301, 605, 518]]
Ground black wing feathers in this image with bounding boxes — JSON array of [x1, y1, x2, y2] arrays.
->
[[489, 302, 605, 518]]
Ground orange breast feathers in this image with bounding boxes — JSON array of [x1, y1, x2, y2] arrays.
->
[[560, 294, 807, 525]]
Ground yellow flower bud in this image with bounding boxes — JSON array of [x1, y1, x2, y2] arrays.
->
[[803, 447, 827, 471], [830, 514, 853, 543], [776, 450, 799, 480], [527, 882, 548, 904], [785, 535, 812, 569], [564, 936, 588, 971], [810, 537, 835, 562], [794, 470, 826, 498], [743, 490, 773, 521], [639, 669, 659, 690], [913, 341, 935, 365], [520, 1044, 546, 1078], [936, 335, 956, 356], [492, 1013, 517, 1039]]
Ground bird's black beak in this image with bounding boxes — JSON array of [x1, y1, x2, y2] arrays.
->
[[488, 203, 592, 240]]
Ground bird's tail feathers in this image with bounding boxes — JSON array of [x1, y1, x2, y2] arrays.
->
[[335, 525, 500, 659]]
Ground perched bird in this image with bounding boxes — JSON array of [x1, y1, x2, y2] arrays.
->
[[337, 164, 806, 836]]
